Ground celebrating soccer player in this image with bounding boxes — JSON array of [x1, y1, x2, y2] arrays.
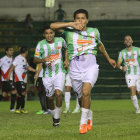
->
[[50, 9, 116, 134], [33, 26, 67, 127], [117, 35, 140, 113]]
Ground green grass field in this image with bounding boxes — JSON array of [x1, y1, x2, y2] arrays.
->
[[1, 99, 140, 140]]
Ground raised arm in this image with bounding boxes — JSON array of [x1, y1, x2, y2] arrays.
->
[[98, 42, 116, 68], [7, 64, 15, 81]]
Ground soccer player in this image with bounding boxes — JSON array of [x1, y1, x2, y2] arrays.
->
[[63, 73, 80, 114], [7, 47, 37, 114], [0, 47, 17, 111], [33, 26, 67, 127], [117, 35, 140, 114], [34, 64, 49, 114], [50, 9, 116, 134]]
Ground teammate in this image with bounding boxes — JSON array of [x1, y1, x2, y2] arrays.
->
[[117, 35, 140, 113], [63, 73, 80, 114], [7, 47, 37, 114], [34, 26, 67, 127], [50, 9, 116, 134], [0, 47, 17, 111], [34, 64, 49, 114]]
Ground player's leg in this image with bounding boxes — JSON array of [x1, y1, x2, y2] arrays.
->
[[72, 96, 80, 113], [136, 79, 140, 95], [63, 86, 71, 113], [79, 67, 99, 134], [2, 82, 8, 100], [10, 81, 17, 111], [53, 72, 65, 126], [126, 75, 140, 113], [36, 78, 48, 114], [63, 74, 72, 113]]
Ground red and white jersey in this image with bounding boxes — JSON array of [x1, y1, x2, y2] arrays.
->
[[13, 55, 29, 83], [0, 55, 13, 81]]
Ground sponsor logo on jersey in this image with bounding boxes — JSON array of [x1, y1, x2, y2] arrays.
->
[[56, 46, 61, 49], [35, 51, 39, 56]]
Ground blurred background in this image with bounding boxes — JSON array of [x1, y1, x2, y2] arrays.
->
[[1, 0, 140, 100]]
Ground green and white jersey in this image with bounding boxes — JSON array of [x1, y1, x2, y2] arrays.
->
[[62, 27, 101, 60], [118, 46, 140, 75], [34, 37, 66, 77]]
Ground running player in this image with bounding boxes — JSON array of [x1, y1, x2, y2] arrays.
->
[[117, 35, 140, 114], [50, 9, 116, 134], [34, 64, 49, 114], [7, 47, 37, 114], [0, 47, 17, 111], [33, 26, 67, 127], [63, 73, 80, 114]]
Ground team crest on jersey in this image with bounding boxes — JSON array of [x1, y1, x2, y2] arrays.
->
[[133, 54, 136, 56], [7, 61, 10, 63]]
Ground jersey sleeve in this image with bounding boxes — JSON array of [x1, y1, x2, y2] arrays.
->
[[118, 51, 123, 63], [34, 43, 43, 59], [13, 58, 18, 67], [95, 28, 101, 43], [0, 58, 2, 67]]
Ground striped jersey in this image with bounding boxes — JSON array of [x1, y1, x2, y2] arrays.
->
[[0, 55, 13, 81], [62, 27, 101, 60], [34, 37, 66, 77], [118, 46, 140, 75]]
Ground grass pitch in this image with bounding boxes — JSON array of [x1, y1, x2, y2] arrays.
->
[[0, 99, 140, 140]]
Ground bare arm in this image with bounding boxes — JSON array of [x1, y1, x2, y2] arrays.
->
[[7, 64, 15, 81], [63, 49, 69, 71], [34, 63, 43, 80], [33, 57, 49, 64], [98, 42, 116, 68], [50, 22, 84, 32], [27, 66, 37, 73], [117, 61, 127, 71]]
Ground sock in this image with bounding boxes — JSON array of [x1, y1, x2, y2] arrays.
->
[[75, 97, 80, 110], [64, 92, 71, 109], [46, 97, 49, 110], [21, 95, 25, 109], [49, 109, 55, 117], [16, 96, 21, 110], [10, 94, 16, 110], [38, 90, 47, 111], [88, 110, 93, 121], [54, 107, 61, 119], [131, 95, 139, 110], [80, 108, 89, 125]]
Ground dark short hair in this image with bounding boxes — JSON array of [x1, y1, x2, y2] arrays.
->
[[43, 25, 54, 32], [20, 47, 28, 54], [73, 9, 88, 19], [5, 47, 13, 52]]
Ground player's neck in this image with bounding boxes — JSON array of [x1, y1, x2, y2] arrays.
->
[[81, 27, 86, 31], [46, 39, 54, 44], [126, 46, 133, 52], [6, 55, 12, 58], [21, 53, 26, 58]]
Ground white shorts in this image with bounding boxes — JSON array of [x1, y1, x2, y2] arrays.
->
[[70, 66, 99, 98], [42, 72, 65, 97], [125, 75, 140, 91], [65, 73, 72, 87]]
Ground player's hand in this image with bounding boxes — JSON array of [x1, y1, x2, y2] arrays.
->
[[122, 66, 127, 72], [72, 22, 84, 31], [63, 60, 69, 71], [43, 56, 50, 62], [108, 58, 116, 68]]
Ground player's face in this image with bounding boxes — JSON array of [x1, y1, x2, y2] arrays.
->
[[44, 29, 55, 43], [74, 13, 88, 30], [124, 36, 133, 47], [6, 48, 13, 57]]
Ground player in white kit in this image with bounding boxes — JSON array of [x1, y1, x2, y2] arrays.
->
[[117, 35, 140, 114], [7, 47, 37, 114], [0, 47, 17, 111], [63, 73, 80, 113], [34, 26, 67, 127], [51, 9, 116, 134]]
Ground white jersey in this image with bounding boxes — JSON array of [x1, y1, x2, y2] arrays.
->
[[13, 55, 29, 83], [0, 55, 13, 81]]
